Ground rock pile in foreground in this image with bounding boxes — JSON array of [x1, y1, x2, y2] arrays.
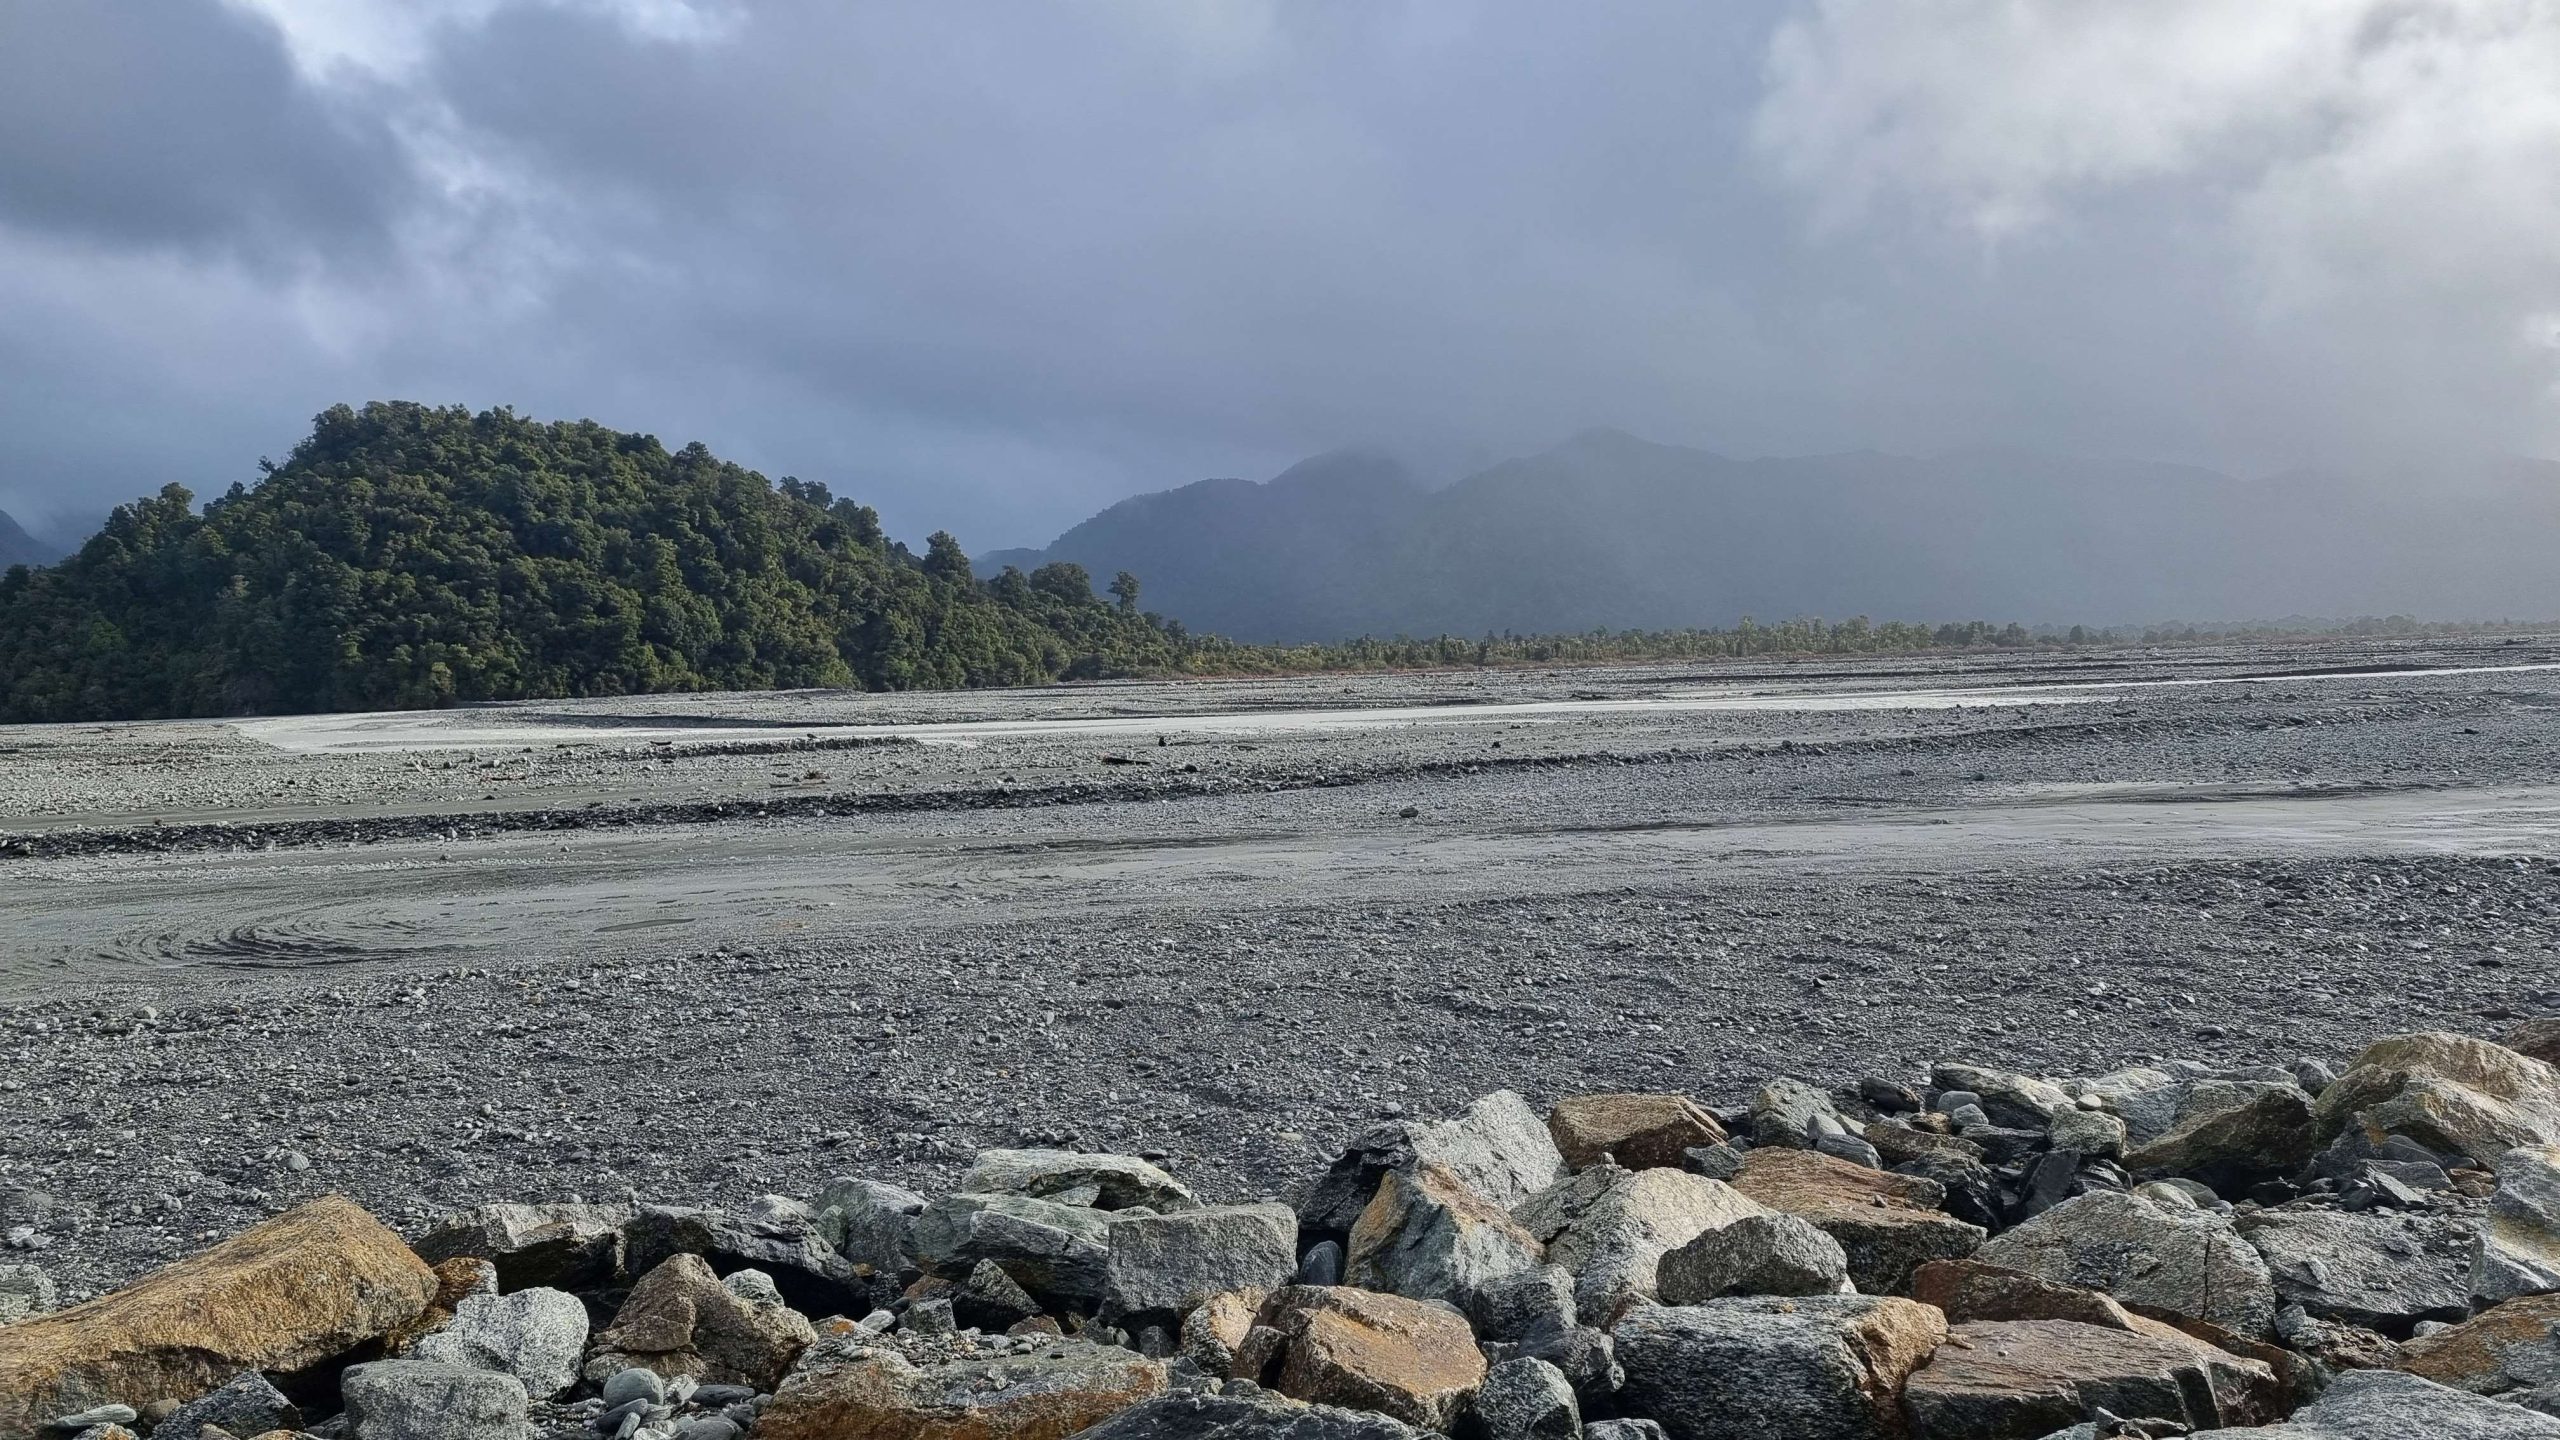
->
[[18, 1026, 2560, 1437]]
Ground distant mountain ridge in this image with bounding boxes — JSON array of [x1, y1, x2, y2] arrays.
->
[[982, 431, 2560, 640], [0, 508, 62, 569]]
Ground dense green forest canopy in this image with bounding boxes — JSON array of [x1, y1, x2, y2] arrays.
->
[[0, 403, 1201, 721]]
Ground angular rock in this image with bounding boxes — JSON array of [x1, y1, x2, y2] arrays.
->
[[1933, 1063, 2078, 1130], [2505, 1021, 2560, 1070], [758, 1332, 1165, 1440], [2047, 1109, 2127, 1160], [1614, 1294, 1945, 1440], [1729, 1146, 1987, 1294], [1346, 1163, 1542, 1320], [1510, 1320, 1620, 1409], [412, 1202, 629, 1293], [953, 1258, 1044, 1332], [2273, 1303, 2404, 1375], [914, 1193, 1115, 1310], [2076, 1067, 2187, 1147], [1178, 1288, 1267, 1378], [1514, 1166, 1770, 1324], [0, 1196, 436, 1435], [1248, 1286, 1486, 1432], [2124, 1086, 2318, 1191], [411, 1286, 588, 1398], [814, 1178, 927, 1277], [1656, 1212, 1852, 1302], [1300, 1093, 1566, 1237], [1901, 1318, 2276, 1438], [339, 1360, 533, 1440], [1472, 1266, 1575, 1345], [1065, 1388, 1433, 1438], [1751, 1077, 1851, 1149], [1546, 1095, 1725, 1171], [1474, 1356, 1579, 1440], [584, 1254, 814, 1391], [2399, 1293, 2560, 1395], [2236, 1207, 2472, 1334], [1912, 1260, 2152, 1333], [2477, 1146, 2560, 1305], [963, 1150, 1199, 1213], [0, 1265, 54, 1325], [152, 1372, 299, 1440], [1976, 1191, 2277, 1337], [2188, 1366, 2560, 1437], [623, 1204, 861, 1317], [1104, 1204, 1297, 1321], [388, 1255, 499, 1359], [2313, 1032, 2560, 1169]]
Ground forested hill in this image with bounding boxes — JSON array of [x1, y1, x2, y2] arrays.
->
[[0, 403, 1195, 722]]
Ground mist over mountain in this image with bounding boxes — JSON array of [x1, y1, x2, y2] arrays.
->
[[984, 432, 2560, 641], [0, 508, 67, 570]]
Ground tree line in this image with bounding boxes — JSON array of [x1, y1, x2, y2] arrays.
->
[[5, 402, 2456, 725]]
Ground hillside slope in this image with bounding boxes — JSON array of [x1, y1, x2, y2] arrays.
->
[[0, 403, 1194, 722]]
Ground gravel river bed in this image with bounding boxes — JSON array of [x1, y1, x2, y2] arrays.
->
[[4, 634, 2559, 1298]]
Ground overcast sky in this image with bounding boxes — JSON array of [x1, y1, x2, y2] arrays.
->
[[4, 1, 2557, 548]]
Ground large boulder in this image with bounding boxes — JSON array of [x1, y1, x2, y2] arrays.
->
[[584, 1254, 814, 1391], [2312, 1033, 2560, 1169], [413, 1202, 630, 1293], [622, 1202, 863, 1316], [2124, 1086, 2318, 1191], [814, 1178, 928, 1277], [2074, 1067, 2187, 1147], [1547, 1095, 1725, 1171], [2504, 1021, 2560, 1069], [2236, 1208, 2472, 1334], [1347, 1163, 1543, 1319], [410, 1286, 588, 1398], [1103, 1204, 1298, 1322], [1901, 1318, 2277, 1438], [1301, 1093, 1567, 1237], [2188, 1367, 2560, 1437], [1911, 1260, 2152, 1333], [1246, 1286, 1487, 1432], [1933, 1063, 2078, 1129], [339, 1359, 534, 1440], [1514, 1167, 1770, 1324], [1473, 1356, 1581, 1440], [914, 1193, 1115, 1311], [1656, 1212, 1852, 1302], [759, 1331, 1164, 1440], [0, 1196, 436, 1434], [1729, 1147, 1986, 1294], [962, 1150, 1200, 1213], [1613, 1294, 1945, 1440], [2477, 1146, 2560, 1305], [1750, 1077, 1853, 1149], [1976, 1191, 2277, 1337], [1066, 1388, 1433, 1438], [2398, 1293, 2560, 1395]]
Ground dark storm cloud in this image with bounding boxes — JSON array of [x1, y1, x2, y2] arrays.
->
[[0, 1, 2554, 546], [0, 2, 410, 257]]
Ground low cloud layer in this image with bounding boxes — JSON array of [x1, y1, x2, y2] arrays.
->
[[3, 1, 2555, 547]]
